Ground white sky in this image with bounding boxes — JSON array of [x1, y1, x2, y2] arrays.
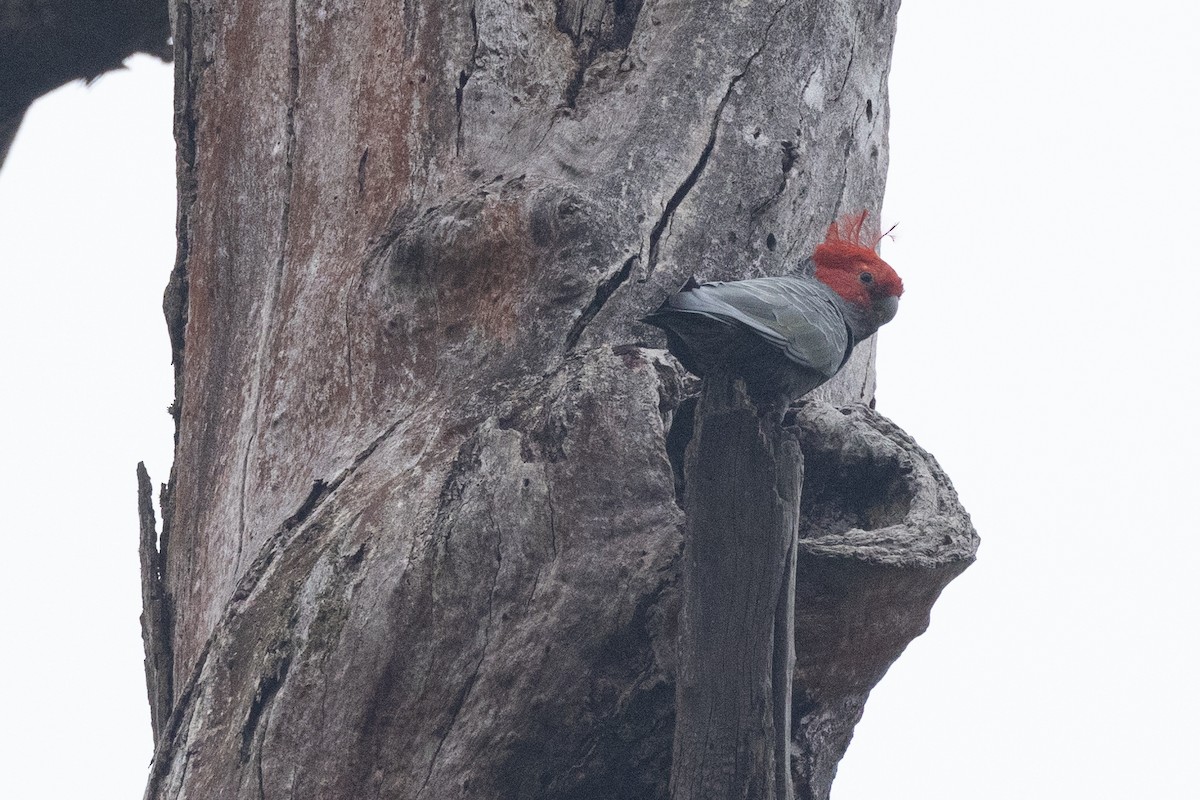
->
[[1, 2, 1197, 797]]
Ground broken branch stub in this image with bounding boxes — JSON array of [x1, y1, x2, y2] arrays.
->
[[137, 462, 173, 743], [669, 389, 977, 800], [672, 373, 801, 800]]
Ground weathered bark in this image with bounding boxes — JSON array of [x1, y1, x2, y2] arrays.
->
[[786, 402, 976, 799], [0, 0, 171, 168], [138, 462, 173, 742], [671, 375, 801, 800], [142, 1, 978, 798]]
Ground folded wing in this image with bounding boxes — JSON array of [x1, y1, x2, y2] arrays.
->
[[646, 276, 851, 379]]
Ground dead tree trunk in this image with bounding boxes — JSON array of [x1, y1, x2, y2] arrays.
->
[[140, 1, 977, 798]]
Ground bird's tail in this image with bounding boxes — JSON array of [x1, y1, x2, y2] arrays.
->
[[640, 275, 703, 325]]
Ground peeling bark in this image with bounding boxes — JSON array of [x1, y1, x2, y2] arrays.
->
[[138, 462, 173, 742], [144, 1, 976, 797]]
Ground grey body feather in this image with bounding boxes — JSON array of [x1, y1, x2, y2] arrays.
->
[[643, 275, 856, 401]]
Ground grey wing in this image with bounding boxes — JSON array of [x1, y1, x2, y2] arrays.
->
[[666, 277, 849, 378]]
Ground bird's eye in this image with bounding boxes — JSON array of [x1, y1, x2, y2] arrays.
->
[[858, 271, 874, 284]]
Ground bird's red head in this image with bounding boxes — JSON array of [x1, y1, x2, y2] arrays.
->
[[812, 211, 904, 317]]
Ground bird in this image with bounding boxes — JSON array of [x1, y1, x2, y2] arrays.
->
[[642, 211, 903, 404]]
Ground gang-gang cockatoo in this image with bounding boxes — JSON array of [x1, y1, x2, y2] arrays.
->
[[643, 211, 903, 403]]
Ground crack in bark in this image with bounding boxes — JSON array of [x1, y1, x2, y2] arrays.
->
[[229, 411, 411, 604], [646, 3, 786, 279], [642, 106, 720, 280], [455, 3, 479, 157], [416, 508, 504, 799], [282, 480, 333, 531], [240, 650, 294, 762], [831, 131, 855, 221], [343, 292, 354, 396], [234, 433, 258, 572], [663, 394, 696, 503], [749, 139, 799, 220], [356, 146, 368, 193], [562, 4, 787, 355], [836, 35, 857, 97], [563, 251, 638, 352], [561, 7, 603, 109], [555, 0, 643, 108], [239, 639, 295, 800], [798, 62, 820, 100], [545, 474, 559, 559], [255, 746, 266, 800]]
